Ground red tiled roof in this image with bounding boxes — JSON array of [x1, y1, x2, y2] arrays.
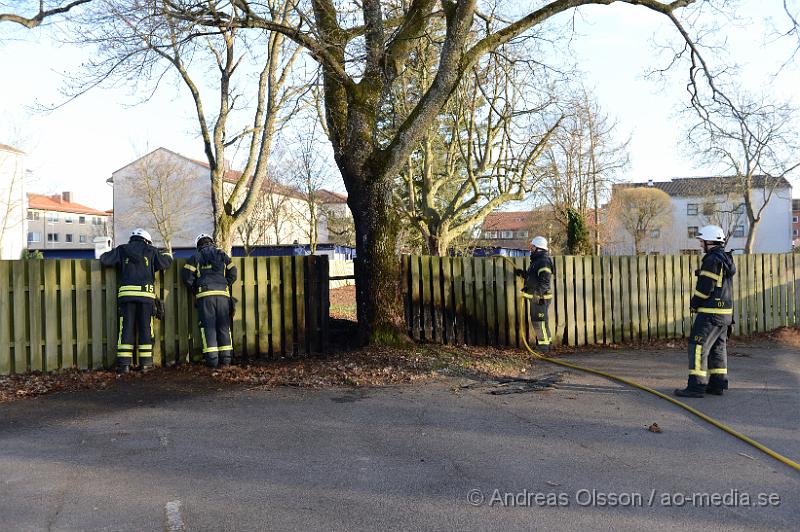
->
[[27, 193, 109, 216], [176, 151, 306, 200], [316, 189, 348, 204], [481, 211, 534, 231]]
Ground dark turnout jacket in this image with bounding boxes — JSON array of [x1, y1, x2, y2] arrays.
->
[[100, 238, 173, 301], [521, 250, 553, 302], [690, 245, 736, 320], [181, 245, 237, 298]]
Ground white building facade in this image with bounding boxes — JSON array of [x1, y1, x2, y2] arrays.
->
[[605, 177, 793, 255], [110, 148, 320, 249], [0, 144, 27, 259]]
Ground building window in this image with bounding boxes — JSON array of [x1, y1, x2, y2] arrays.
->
[[79, 216, 86, 224], [47, 233, 60, 242], [64, 215, 74, 224], [687, 204, 698, 215], [27, 232, 41, 243], [794, 229, 799, 237], [702, 203, 715, 216], [500, 231, 513, 239], [92, 217, 102, 226], [515, 230, 529, 239], [733, 225, 745, 238], [735, 203, 746, 214], [47, 213, 59, 223], [681, 249, 701, 255], [484, 231, 497, 239], [65, 234, 74, 243], [650, 229, 660, 238], [687, 226, 699, 238], [27, 211, 40, 221], [79, 235, 87, 244], [793, 216, 799, 223]]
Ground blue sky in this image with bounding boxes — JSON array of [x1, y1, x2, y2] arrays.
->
[[1, 2, 799, 211]]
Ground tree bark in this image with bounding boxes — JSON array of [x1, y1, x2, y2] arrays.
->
[[348, 178, 407, 344]]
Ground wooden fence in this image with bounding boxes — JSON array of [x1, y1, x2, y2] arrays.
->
[[0, 256, 329, 375], [403, 254, 800, 347]]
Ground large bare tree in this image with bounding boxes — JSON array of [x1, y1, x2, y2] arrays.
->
[[686, 90, 800, 252], [77, 0, 306, 252], [393, 36, 561, 256], [0, 0, 92, 28], [540, 91, 629, 254], [156, 0, 723, 343]]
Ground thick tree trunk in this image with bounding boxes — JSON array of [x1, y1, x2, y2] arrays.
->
[[348, 178, 408, 345], [214, 214, 236, 255]]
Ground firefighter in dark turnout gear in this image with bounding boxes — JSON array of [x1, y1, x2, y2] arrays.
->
[[675, 225, 736, 398], [182, 233, 238, 368], [100, 228, 173, 373], [515, 236, 553, 353]]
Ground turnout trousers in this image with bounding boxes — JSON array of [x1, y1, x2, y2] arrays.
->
[[687, 313, 729, 386], [528, 299, 552, 353], [117, 299, 154, 368], [197, 295, 233, 367]]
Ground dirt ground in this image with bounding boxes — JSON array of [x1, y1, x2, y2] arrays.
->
[[2, 326, 799, 405], [330, 285, 357, 320]]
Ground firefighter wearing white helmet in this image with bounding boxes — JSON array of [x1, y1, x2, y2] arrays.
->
[[675, 224, 736, 398], [99, 228, 173, 373], [514, 236, 553, 352], [182, 233, 238, 367]]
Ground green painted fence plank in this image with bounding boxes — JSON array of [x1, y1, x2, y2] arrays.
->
[[574, 256, 587, 346], [564, 256, 576, 346], [13, 261, 28, 373], [474, 259, 487, 346], [0, 262, 11, 374], [294, 257, 306, 354], [494, 258, 507, 347], [483, 259, 496, 345], [462, 258, 475, 345], [75, 260, 90, 369], [104, 265, 117, 368], [754, 255, 765, 332], [90, 261, 104, 369], [452, 258, 465, 345], [793, 253, 800, 327], [591, 256, 603, 345], [244, 257, 258, 356], [619, 256, 630, 343], [628, 256, 641, 343], [161, 262, 176, 366], [432, 257, 443, 343], [256, 258, 270, 355], [443, 258, 455, 344], [610, 256, 623, 344], [44, 260, 60, 371], [269, 258, 282, 356], [410, 256, 421, 341], [778, 254, 788, 328], [602, 257, 614, 344], [281, 257, 294, 356], [59, 261, 74, 367], [582, 257, 595, 345], [421, 256, 433, 341], [27, 260, 43, 371]]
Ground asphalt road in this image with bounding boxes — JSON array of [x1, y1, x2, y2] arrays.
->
[[1, 343, 798, 531]]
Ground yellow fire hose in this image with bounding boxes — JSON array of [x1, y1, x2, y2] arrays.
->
[[503, 255, 800, 473]]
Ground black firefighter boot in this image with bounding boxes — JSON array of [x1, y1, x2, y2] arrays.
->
[[674, 375, 706, 398], [705, 375, 729, 396]]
